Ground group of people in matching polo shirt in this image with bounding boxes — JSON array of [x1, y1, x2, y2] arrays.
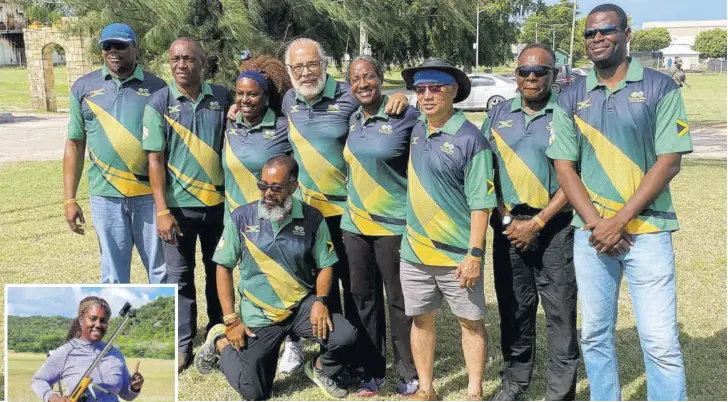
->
[[63, 2, 693, 401]]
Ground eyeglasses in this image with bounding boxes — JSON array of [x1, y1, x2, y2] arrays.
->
[[584, 24, 623, 39], [101, 42, 131, 52], [287, 61, 323, 75], [257, 180, 295, 194], [350, 72, 380, 84], [515, 66, 554, 78], [414, 84, 446, 94]]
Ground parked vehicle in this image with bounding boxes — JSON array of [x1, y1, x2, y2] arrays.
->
[[408, 73, 517, 111], [552, 64, 576, 94]]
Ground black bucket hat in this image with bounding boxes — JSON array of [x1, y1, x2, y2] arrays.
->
[[401, 58, 471, 103]]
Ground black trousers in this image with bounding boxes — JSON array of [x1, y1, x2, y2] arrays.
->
[[342, 231, 418, 381], [164, 204, 225, 353], [219, 294, 363, 401], [491, 209, 579, 400], [324, 215, 358, 321]]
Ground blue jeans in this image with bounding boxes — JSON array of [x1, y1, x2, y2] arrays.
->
[[574, 230, 686, 401], [90, 195, 166, 284]]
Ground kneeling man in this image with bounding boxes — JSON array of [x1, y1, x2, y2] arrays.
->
[[195, 155, 359, 400]]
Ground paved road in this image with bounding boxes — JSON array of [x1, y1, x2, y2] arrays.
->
[[0, 113, 725, 165]]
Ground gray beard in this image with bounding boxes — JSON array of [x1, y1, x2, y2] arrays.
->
[[293, 73, 327, 99], [260, 196, 293, 222]]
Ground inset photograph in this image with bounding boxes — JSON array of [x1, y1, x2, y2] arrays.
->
[[5, 285, 176, 402]]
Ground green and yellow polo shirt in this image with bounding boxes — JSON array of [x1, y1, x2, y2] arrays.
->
[[281, 75, 359, 217], [223, 108, 292, 212], [341, 97, 419, 236], [482, 92, 560, 210], [213, 198, 339, 328], [68, 65, 166, 197], [143, 81, 231, 208], [546, 59, 693, 233], [401, 110, 497, 267]]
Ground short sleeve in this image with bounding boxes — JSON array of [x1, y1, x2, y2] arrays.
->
[[464, 149, 497, 210], [312, 219, 338, 269], [545, 104, 579, 161], [68, 90, 86, 141], [655, 88, 694, 155], [213, 219, 243, 269], [142, 93, 167, 152]]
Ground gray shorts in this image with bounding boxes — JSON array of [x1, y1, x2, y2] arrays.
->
[[400, 259, 486, 321]]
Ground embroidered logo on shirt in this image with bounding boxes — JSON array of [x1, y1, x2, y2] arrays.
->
[[293, 225, 305, 236], [263, 130, 276, 139], [546, 121, 553, 131], [577, 98, 592, 110], [168, 105, 181, 114], [88, 89, 105, 98], [143, 126, 149, 141], [628, 91, 646, 103], [497, 120, 513, 128], [411, 136, 418, 145], [290, 105, 299, 113], [549, 128, 556, 145], [246, 225, 259, 233], [350, 124, 357, 132], [216, 238, 225, 250], [209, 101, 221, 110], [379, 124, 393, 134], [227, 128, 238, 137], [136, 88, 151, 97], [440, 142, 455, 155], [327, 104, 341, 113]]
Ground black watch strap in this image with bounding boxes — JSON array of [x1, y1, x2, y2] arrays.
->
[[315, 296, 328, 306]]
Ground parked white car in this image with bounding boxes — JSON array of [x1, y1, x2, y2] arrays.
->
[[408, 73, 518, 111]]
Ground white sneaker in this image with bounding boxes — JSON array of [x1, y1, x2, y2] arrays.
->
[[278, 338, 304, 374]]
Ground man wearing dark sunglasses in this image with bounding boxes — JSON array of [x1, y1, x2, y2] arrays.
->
[[63, 23, 167, 285], [482, 44, 578, 401], [547, 3, 691, 401]]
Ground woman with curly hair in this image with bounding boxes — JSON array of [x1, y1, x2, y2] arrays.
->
[[31, 296, 144, 402]]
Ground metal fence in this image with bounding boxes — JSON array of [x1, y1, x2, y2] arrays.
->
[[707, 58, 727, 73]]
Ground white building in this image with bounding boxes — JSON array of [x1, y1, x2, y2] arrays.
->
[[642, 20, 727, 47], [660, 44, 701, 69]]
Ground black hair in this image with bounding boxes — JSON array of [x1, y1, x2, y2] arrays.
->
[[347, 55, 385, 83], [588, 3, 629, 29], [66, 296, 112, 341], [518, 44, 556, 67], [264, 154, 299, 182]]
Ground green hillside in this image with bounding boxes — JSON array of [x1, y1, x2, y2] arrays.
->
[[8, 296, 174, 359]]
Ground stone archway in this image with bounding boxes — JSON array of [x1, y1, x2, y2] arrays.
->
[[23, 26, 93, 111]]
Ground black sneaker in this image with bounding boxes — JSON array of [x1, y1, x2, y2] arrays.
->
[[304, 359, 349, 399], [491, 381, 521, 401], [194, 324, 226, 375]]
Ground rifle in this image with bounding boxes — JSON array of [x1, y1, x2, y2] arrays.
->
[[69, 302, 136, 402]]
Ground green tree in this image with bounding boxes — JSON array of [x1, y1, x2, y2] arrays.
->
[[520, 0, 584, 63], [631, 28, 671, 52], [694, 28, 727, 59]]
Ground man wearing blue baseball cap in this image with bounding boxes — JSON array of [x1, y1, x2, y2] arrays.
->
[[63, 23, 168, 284]]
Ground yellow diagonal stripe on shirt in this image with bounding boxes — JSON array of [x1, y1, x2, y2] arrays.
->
[[242, 289, 292, 322], [226, 193, 241, 212], [85, 99, 147, 175], [407, 157, 460, 244], [406, 225, 456, 266], [574, 115, 644, 203], [225, 144, 261, 204], [165, 115, 223, 185], [584, 184, 662, 234], [243, 232, 308, 309], [90, 150, 151, 196], [491, 128, 549, 208], [288, 118, 346, 195], [299, 185, 344, 217], [344, 145, 398, 215], [347, 199, 393, 235], [168, 164, 224, 206]]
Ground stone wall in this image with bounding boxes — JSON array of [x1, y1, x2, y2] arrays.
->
[[24, 27, 92, 111]]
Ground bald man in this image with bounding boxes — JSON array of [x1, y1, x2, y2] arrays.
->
[[143, 37, 232, 373]]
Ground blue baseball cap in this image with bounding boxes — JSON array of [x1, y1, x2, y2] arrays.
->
[[99, 23, 137, 45]]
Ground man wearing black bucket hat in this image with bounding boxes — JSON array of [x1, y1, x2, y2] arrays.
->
[[399, 58, 497, 401]]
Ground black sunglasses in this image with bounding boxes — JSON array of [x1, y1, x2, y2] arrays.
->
[[101, 42, 131, 52], [257, 180, 295, 194], [516, 66, 554, 78], [584, 24, 623, 39]]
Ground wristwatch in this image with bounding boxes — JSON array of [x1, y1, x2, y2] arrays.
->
[[315, 296, 328, 306], [502, 214, 513, 227], [467, 247, 485, 258]]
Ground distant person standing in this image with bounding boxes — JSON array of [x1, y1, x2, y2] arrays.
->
[[669, 57, 689, 88], [62, 23, 167, 284]]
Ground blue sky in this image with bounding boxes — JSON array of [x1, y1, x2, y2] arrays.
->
[[7, 286, 175, 318], [546, 0, 727, 27]]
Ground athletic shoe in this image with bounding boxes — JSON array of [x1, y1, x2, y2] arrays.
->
[[194, 324, 226, 375], [278, 338, 304, 374], [356, 377, 385, 397], [304, 359, 348, 399], [491, 381, 521, 401], [398, 378, 419, 396]]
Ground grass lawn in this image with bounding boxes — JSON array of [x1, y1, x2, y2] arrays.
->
[[6, 352, 175, 402], [0, 66, 70, 112], [0, 153, 725, 400]]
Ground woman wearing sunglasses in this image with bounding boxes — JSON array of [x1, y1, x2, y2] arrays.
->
[[340, 55, 421, 397]]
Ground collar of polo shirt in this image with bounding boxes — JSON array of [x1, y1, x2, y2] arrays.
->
[[169, 80, 214, 103], [294, 74, 338, 104], [511, 90, 559, 115], [586, 56, 644, 93], [102, 63, 144, 83], [355, 95, 389, 125], [236, 107, 277, 129], [257, 197, 304, 227], [417, 109, 468, 137]]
